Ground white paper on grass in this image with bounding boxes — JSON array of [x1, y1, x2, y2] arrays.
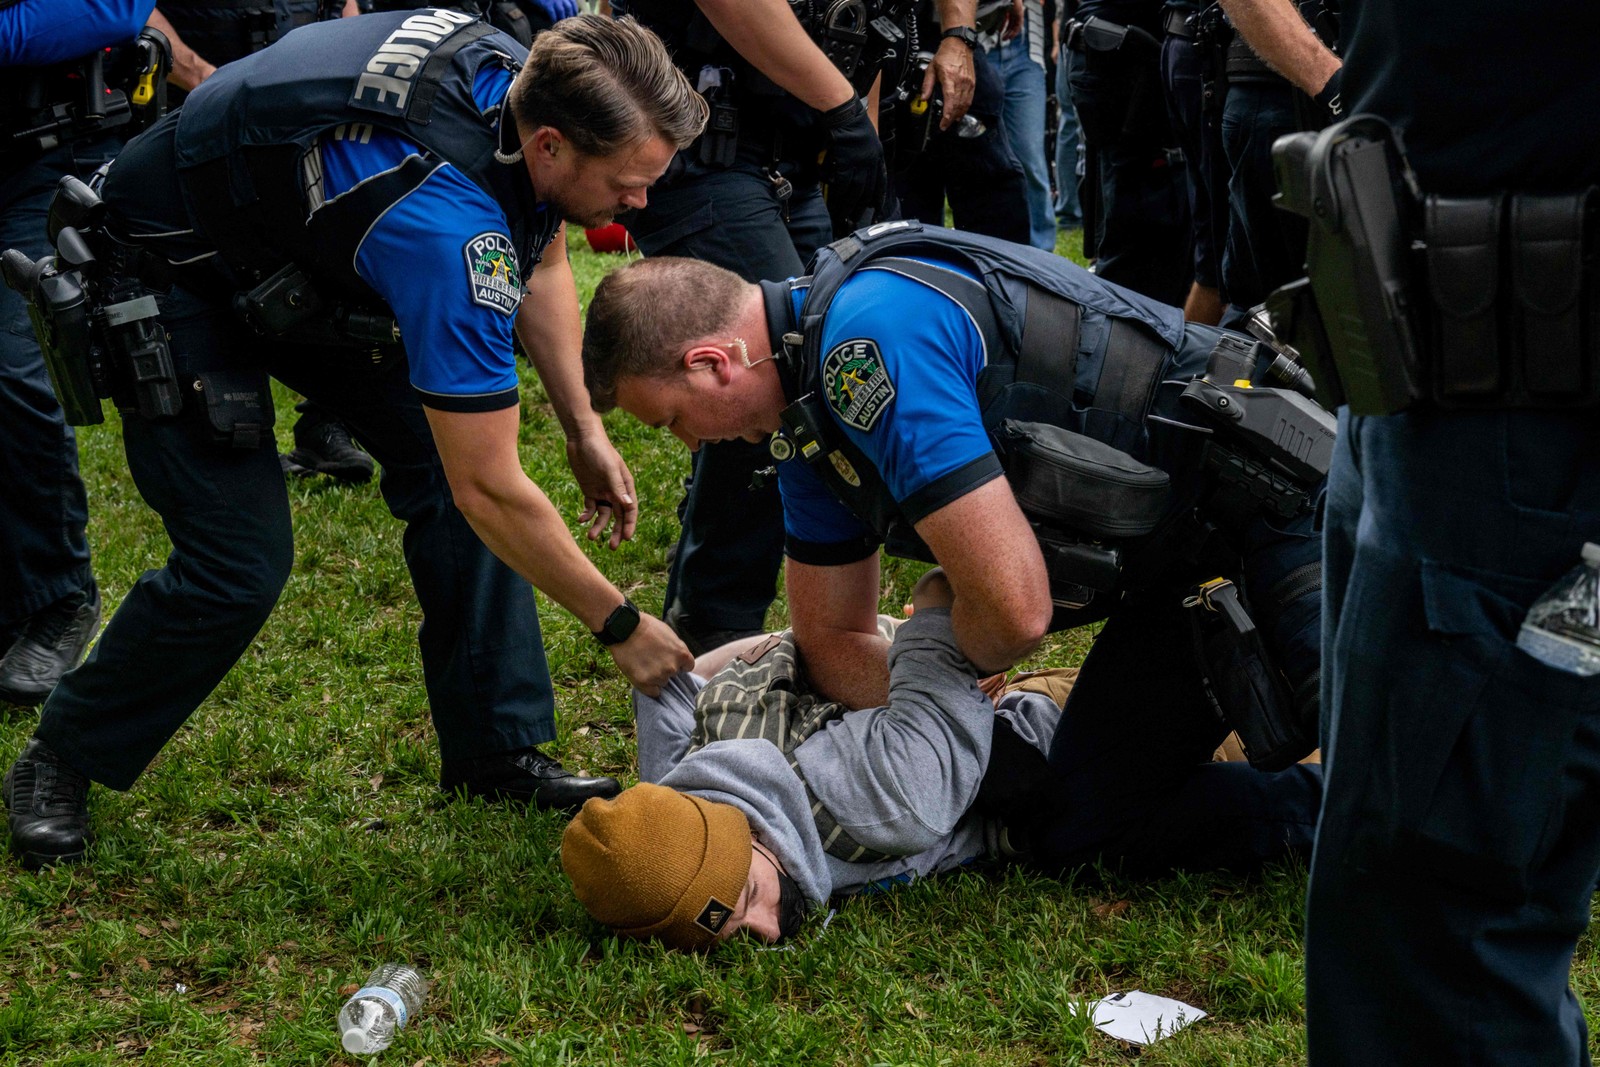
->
[[1073, 990, 1206, 1045]]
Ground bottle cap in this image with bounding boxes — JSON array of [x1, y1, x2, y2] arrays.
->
[[342, 1027, 368, 1054], [1584, 542, 1600, 565]]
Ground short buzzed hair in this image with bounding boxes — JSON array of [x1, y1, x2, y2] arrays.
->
[[582, 257, 749, 411], [509, 16, 707, 156]]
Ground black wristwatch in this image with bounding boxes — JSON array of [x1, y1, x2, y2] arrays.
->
[[592, 598, 641, 646], [941, 25, 980, 49]]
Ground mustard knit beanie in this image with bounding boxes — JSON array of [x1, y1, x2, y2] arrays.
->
[[561, 782, 752, 950]]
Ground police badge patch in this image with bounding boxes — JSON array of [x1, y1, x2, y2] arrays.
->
[[463, 232, 521, 315], [823, 338, 895, 431]]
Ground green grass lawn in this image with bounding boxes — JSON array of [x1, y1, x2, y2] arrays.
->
[[2, 230, 1596, 1065]]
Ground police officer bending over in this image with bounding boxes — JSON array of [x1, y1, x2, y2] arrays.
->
[[1, 13, 703, 870], [582, 221, 1328, 874]]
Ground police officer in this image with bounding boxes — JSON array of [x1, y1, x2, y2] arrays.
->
[[582, 222, 1328, 873], [0, 1, 165, 706], [1214, 0, 1338, 317], [1157, 0, 1226, 323], [1064, 0, 1190, 306], [150, 0, 380, 483], [892, 0, 1032, 245], [614, 0, 979, 656], [1290, 1, 1600, 1063], [1, 14, 702, 869]]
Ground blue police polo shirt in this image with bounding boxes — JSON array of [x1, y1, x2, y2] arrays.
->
[[778, 259, 1004, 556], [1, 0, 154, 66], [316, 63, 554, 413]]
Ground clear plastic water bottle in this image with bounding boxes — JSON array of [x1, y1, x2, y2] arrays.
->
[[337, 963, 429, 1055], [1516, 543, 1600, 676]]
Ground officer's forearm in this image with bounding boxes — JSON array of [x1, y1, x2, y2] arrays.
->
[[787, 555, 892, 708], [426, 406, 628, 631], [146, 9, 216, 92], [518, 232, 605, 441], [935, 0, 977, 32], [1218, 0, 1340, 97], [695, 0, 855, 112]]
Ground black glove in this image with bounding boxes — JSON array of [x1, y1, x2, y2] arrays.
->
[[1313, 67, 1343, 123], [820, 95, 889, 238]]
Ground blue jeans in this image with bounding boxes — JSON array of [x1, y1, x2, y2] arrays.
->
[[0, 139, 117, 630], [1053, 45, 1083, 226], [989, 5, 1056, 250], [1307, 407, 1600, 1066]]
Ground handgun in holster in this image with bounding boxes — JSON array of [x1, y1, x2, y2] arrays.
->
[[2, 176, 181, 426], [1186, 576, 1316, 771], [1180, 332, 1336, 525], [1265, 114, 1427, 415]]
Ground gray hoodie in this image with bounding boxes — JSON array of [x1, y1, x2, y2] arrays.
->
[[636, 610, 1061, 904]]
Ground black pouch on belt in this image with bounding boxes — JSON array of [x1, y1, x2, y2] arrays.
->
[[193, 370, 273, 450], [1510, 188, 1599, 403], [1425, 194, 1504, 402]]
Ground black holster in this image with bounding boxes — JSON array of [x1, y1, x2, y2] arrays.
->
[[1268, 114, 1600, 414], [1187, 576, 1317, 771]]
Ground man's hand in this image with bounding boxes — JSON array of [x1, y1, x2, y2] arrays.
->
[[610, 614, 695, 697], [821, 95, 890, 235], [1000, 0, 1025, 41], [565, 431, 638, 549], [921, 37, 976, 127]]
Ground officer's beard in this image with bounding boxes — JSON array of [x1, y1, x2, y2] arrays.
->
[[544, 192, 619, 231]]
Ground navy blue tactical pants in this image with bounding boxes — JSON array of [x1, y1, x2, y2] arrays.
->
[[1070, 45, 1192, 307], [35, 283, 557, 790], [625, 152, 832, 640], [1306, 408, 1600, 1066], [1033, 588, 1323, 877], [1220, 80, 1305, 312], [0, 139, 118, 634], [1159, 31, 1226, 292]]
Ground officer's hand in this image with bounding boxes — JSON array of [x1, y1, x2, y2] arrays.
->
[[566, 432, 638, 550], [610, 614, 695, 698], [1000, 0, 1024, 41], [922, 38, 975, 126], [821, 95, 889, 237], [529, 0, 580, 20]]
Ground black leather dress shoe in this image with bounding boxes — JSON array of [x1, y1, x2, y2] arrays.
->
[[440, 746, 621, 813], [0, 582, 101, 706], [3, 738, 92, 870]]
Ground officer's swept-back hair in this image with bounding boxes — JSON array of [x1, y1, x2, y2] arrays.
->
[[509, 15, 707, 156], [583, 258, 748, 411]]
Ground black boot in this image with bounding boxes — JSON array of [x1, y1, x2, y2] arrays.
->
[[283, 403, 374, 484], [0, 581, 101, 706], [440, 746, 621, 813], [3, 738, 92, 869]]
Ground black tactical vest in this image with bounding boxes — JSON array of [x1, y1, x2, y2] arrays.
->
[[171, 9, 557, 303], [770, 220, 1204, 559]]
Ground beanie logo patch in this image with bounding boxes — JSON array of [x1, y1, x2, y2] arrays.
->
[[694, 896, 735, 937]]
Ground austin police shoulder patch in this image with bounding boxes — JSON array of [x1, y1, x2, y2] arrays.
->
[[463, 231, 521, 315], [822, 338, 895, 431], [694, 896, 735, 937]]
